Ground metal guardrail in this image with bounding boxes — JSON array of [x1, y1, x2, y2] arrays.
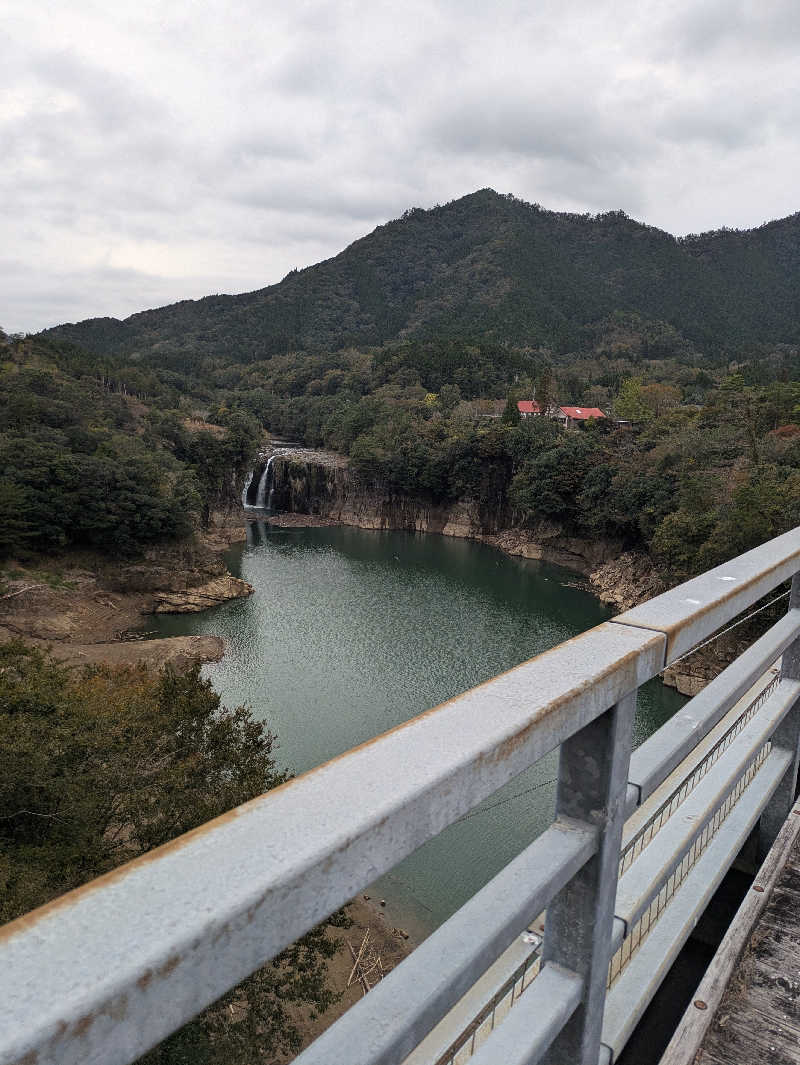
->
[[431, 670, 784, 1065], [619, 673, 780, 877], [2, 529, 800, 1065]]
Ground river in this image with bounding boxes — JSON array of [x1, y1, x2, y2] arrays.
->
[[147, 522, 685, 939]]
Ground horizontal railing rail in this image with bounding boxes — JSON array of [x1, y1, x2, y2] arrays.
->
[[619, 671, 781, 876], [626, 610, 799, 807], [613, 680, 799, 950], [431, 948, 542, 1065], [1, 528, 799, 1065]]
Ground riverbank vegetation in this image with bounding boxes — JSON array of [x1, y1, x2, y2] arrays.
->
[[0, 641, 349, 1063]]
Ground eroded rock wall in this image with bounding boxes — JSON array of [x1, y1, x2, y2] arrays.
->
[[270, 455, 622, 574]]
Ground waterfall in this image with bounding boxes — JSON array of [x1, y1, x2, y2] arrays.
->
[[243, 446, 313, 510], [255, 456, 275, 508], [241, 470, 254, 508]]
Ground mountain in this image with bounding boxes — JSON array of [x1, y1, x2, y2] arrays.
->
[[43, 190, 800, 364]]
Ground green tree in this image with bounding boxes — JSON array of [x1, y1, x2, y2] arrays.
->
[[614, 377, 651, 423], [502, 392, 521, 425], [535, 365, 555, 415], [439, 383, 461, 414], [0, 645, 348, 1062], [0, 482, 36, 557], [510, 436, 598, 525]]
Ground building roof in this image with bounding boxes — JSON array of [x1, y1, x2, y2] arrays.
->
[[559, 406, 606, 420], [517, 400, 541, 414]]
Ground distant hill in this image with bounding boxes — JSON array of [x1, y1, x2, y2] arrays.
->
[[43, 190, 800, 364]]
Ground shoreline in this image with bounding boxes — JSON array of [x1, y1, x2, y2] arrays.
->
[[0, 503, 703, 689], [0, 519, 251, 672], [255, 509, 611, 578], [253, 509, 650, 605]]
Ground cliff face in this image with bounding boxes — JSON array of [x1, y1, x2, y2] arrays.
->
[[271, 455, 491, 536], [269, 455, 622, 574]]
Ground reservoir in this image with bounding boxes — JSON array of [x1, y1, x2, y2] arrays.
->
[[148, 523, 685, 938]]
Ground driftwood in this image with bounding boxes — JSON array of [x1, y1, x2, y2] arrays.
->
[[346, 929, 385, 996], [346, 929, 370, 987], [0, 584, 40, 600]]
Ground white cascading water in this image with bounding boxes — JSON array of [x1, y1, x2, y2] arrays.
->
[[243, 445, 311, 510], [255, 455, 275, 508]]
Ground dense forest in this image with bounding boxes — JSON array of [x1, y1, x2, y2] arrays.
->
[[4, 307, 800, 581], [0, 330, 261, 558]]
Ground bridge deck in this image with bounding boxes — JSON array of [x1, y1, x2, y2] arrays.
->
[[662, 797, 800, 1065]]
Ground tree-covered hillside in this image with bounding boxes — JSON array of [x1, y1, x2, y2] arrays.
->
[[0, 332, 260, 558], [43, 191, 800, 366]]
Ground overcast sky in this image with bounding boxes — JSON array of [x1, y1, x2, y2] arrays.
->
[[3, 0, 799, 333]]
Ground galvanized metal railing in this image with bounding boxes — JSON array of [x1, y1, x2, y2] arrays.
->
[[427, 668, 782, 1065], [2, 529, 800, 1065]]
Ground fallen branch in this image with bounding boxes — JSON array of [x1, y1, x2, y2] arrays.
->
[[0, 585, 41, 600], [346, 929, 370, 988]]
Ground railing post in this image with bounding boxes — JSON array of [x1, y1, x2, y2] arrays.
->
[[541, 690, 636, 1065], [759, 572, 800, 859]]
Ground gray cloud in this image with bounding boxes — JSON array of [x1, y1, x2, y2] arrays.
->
[[428, 92, 647, 167], [2, 0, 800, 333], [660, 0, 800, 57]]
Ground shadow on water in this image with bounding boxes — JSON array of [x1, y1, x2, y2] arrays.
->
[[148, 522, 686, 937]]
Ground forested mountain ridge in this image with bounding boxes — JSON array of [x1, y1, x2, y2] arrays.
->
[[43, 190, 800, 365]]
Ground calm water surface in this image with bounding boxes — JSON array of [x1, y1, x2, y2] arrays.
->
[[149, 523, 685, 937]]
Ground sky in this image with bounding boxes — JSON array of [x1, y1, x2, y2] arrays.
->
[[3, 0, 799, 333]]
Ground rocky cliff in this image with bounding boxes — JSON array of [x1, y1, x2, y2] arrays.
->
[[589, 552, 666, 612], [268, 453, 622, 574]]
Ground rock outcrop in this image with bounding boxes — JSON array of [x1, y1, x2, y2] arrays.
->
[[589, 552, 666, 612], [154, 574, 253, 614], [50, 635, 226, 673], [485, 526, 622, 575]]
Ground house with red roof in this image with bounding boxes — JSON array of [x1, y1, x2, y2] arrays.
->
[[516, 400, 607, 428], [557, 406, 607, 429]]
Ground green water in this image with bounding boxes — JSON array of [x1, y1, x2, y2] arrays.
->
[[148, 523, 685, 937]]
